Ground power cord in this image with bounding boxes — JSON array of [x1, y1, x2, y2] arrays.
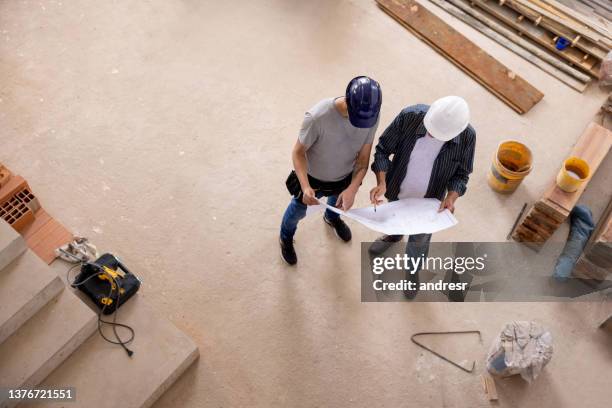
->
[[66, 259, 135, 357]]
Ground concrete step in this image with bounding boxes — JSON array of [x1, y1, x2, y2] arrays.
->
[[0, 251, 65, 344], [24, 295, 199, 408], [0, 290, 97, 408], [0, 220, 26, 271]]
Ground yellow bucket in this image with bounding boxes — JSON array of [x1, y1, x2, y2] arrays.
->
[[488, 140, 533, 193], [556, 156, 589, 192]]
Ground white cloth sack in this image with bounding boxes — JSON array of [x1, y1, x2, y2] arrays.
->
[[486, 321, 553, 382]]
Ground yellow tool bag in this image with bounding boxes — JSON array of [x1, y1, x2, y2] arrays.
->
[[72, 253, 141, 315]]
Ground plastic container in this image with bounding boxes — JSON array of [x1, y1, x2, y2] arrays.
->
[[556, 156, 589, 193], [487, 140, 533, 193]]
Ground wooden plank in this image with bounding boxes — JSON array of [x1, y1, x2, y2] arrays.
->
[[469, 0, 601, 77], [376, 0, 543, 113], [431, 0, 590, 90], [537, 0, 612, 41], [522, 216, 554, 238], [544, 122, 612, 212], [573, 257, 609, 280], [583, 0, 612, 13], [514, 123, 612, 247], [512, 224, 547, 248], [508, 0, 612, 52], [599, 217, 612, 242], [472, 0, 606, 62], [592, 198, 612, 241], [534, 199, 569, 222], [524, 212, 558, 234], [585, 196, 612, 254], [447, 0, 592, 82], [506, 0, 612, 55], [573, 198, 612, 280], [578, 0, 612, 21], [481, 373, 498, 401]]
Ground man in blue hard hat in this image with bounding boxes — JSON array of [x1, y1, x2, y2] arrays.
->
[[279, 76, 382, 265]]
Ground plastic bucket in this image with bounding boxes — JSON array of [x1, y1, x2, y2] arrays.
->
[[488, 140, 533, 193], [556, 156, 589, 192]]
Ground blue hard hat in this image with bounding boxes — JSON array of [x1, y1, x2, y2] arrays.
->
[[345, 76, 382, 128]]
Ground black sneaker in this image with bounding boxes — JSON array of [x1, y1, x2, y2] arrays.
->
[[403, 269, 420, 300], [368, 235, 403, 255], [280, 237, 297, 265], [323, 215, 352, 242]]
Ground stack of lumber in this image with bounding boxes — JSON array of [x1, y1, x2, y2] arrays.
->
[[376, 0, 544, 113], [512, 122, 612, 248], [428, 0, 612, 91], [573, 198, 612, 280], [0, 163, 72, 264], [544, 0, 612, 30]]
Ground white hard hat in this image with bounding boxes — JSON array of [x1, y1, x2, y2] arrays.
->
[[423, 96, 470, 142]]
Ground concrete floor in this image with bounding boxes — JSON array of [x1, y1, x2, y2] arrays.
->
[[1, 0, 611, 407]]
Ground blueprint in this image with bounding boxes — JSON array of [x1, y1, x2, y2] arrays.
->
[[308, 197, 458, 235]]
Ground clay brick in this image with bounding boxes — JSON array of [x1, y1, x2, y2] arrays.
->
[[30, 220, 72, 264], [0, 165, 11, 189], [0, 196, 35, 232], [21, 209, 52, 240], [0, 175, 28, 204], [25, 218, 62, 249]]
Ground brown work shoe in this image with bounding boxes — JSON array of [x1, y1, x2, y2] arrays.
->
[[368, 235, 403, 255]]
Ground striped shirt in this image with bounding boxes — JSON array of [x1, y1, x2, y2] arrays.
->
[[371, 104, 476, 201]]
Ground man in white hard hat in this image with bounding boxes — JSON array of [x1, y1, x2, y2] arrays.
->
[[368, 96, 476, 299]]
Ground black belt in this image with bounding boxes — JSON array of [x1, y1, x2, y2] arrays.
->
[[285, 170, 352, 200]]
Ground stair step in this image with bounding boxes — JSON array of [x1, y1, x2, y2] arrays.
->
[[0, 251, 65, 344], [24, 295, 199, 408], [0, 290, 97, 408], [0, 220, 26, 271]]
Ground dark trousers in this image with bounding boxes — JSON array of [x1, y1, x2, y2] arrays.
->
[[401, 233, 432, 275]]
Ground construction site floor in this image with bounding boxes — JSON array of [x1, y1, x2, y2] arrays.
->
[[1, 0, 611, 407]]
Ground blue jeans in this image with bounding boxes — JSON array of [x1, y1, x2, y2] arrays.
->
[[280, 191, 340, 241], [405, 233, 432, 275]]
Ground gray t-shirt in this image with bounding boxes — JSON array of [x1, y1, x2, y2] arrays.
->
[[299, 98, 377, 182]]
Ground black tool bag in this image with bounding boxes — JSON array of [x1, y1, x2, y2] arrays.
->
[[73, 253, 141, 315], [285, 170, 353, 200]]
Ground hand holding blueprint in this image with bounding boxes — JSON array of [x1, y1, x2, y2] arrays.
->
[[309, 197, 458, 235]]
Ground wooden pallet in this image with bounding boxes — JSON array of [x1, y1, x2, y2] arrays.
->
[[376, 0, 543, 114], [513, 122, 612, 247]]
